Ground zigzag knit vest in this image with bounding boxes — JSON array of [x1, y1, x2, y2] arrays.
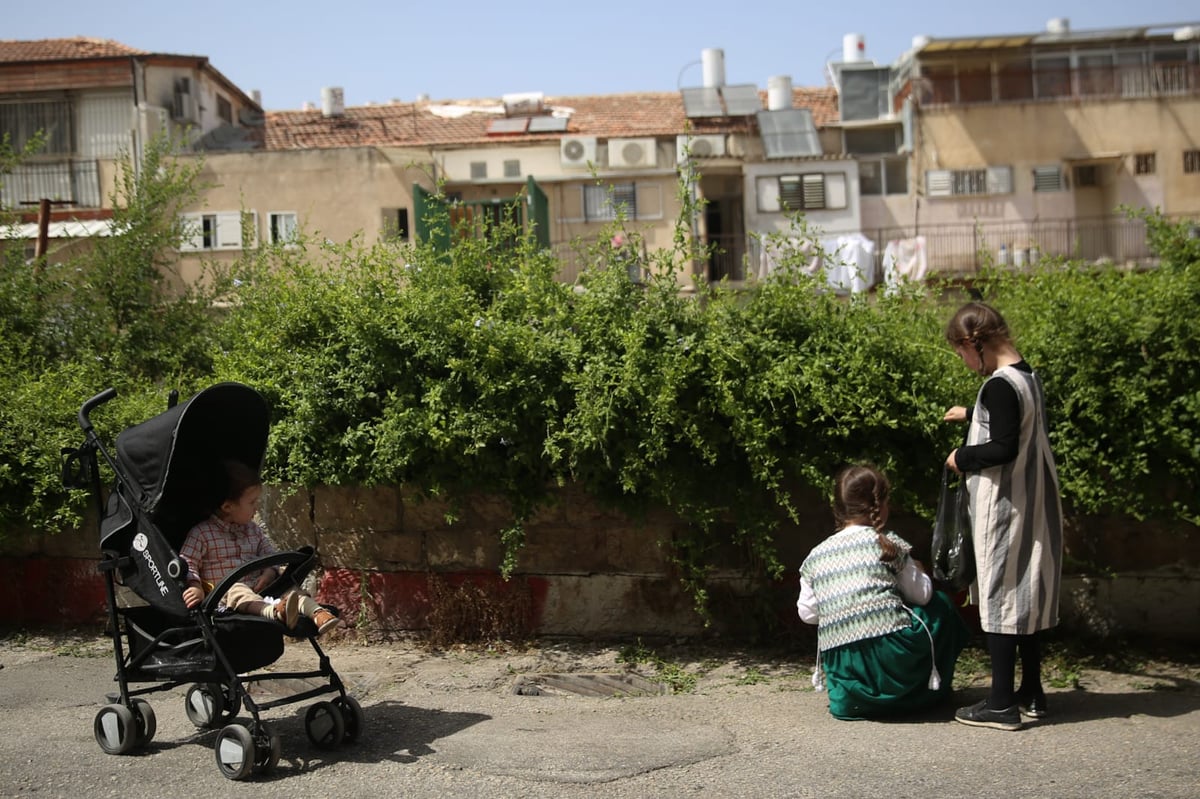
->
[[799, 525, 912, 653]]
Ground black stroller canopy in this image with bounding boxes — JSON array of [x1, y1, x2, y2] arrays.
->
[[107, 382, 269, 550]]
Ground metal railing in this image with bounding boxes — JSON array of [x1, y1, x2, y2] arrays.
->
[[919, 62, 1199, 107], [868, 215, 1156, 274], [547, 214, 1171, 285], [0, 159, 101, 209]]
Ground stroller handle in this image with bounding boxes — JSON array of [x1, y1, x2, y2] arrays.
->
[[78, 388, 118, 432]]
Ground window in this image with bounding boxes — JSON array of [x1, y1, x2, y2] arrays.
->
[[179, 211, 257, 251], [0, 99, 72, 154], [382, 208, 410, 241], [1134, 153, 1156, 175], [216, 95, 233, 125], [1033, 166, 1065, 192], [1034, 56, 1071, 99], [925, 167, 1012, 197], [503, 159, 521, 178], [268, 212, 298, 245], [859, 157, 908, 196], [1184, 150, 1200, 174], [756, 173, 847, 212], [1073, 165, 1099, 188], [583, 183, 637, 221], [1077, 54, 1116, 96], [470, 161, 488, 179], [844, 128, 898, 155]]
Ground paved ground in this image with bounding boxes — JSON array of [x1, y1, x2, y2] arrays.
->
[[1, 631, 1198, 798]]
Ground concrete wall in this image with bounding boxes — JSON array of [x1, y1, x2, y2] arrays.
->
[[2, 483, 1197, 641]]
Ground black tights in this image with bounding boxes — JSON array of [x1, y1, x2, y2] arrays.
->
[[986, 632, 1043, 710]]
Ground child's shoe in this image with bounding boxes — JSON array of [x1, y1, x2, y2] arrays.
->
[[274, 591, 301, 630], [1015, 688, 1049, 719], [954, 699, 1023, 731], [312, 608, 341, 636]]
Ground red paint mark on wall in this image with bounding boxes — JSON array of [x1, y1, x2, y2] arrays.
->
[[0, 558, 106, 625]]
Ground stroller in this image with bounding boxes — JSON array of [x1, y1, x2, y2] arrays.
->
[[63, 382, 363, 780]]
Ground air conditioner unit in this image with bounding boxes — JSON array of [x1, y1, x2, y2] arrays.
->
[[560, 136, 597, 168], [608, 137, 657, 169], [676, 134, 726, 163]]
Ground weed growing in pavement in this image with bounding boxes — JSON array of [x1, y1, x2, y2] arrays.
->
[[616, 639, 704, 693]]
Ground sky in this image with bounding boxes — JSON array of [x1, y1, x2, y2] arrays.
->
[[6, 0, 1199, 111]]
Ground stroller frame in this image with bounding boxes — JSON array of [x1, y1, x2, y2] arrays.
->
[[65, 384, 363, 780]]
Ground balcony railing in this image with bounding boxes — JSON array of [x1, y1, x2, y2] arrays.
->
[[548, 215, 1165, 286], [0, 160, 101, 210], [918, 62, 1199, 106]]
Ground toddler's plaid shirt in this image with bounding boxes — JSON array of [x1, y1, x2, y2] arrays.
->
[[179, 515, 278, 590]]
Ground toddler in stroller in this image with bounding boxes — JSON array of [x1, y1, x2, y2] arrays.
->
[[63, 382, 364, 780], [180, 459, 340, 637]]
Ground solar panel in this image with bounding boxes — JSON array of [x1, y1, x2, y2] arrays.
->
[[487, 117, 529, 134], [756, 109, 823, 158], [682, 86, 724, 118], [721, 84, 762, 116], [528, 116, 569, 132]]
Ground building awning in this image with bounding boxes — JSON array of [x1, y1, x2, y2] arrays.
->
[[1063, 152, 1124, 163], [1, 219, 115, 239]]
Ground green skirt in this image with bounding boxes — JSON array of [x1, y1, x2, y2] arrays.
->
[[820, 591, 970, 720]]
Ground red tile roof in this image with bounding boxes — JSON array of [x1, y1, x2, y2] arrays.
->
[[264, 87, 840, 151], [0, 37, 146, 63]]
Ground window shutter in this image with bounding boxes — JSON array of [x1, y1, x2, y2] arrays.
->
[[1033, 166, 1063, 192], [802, 174, 826, 209], [926, 169, 952, 197], [986, 166, 1013, 194], [778, 176, 804, 209], [179, 213, 203, 252]]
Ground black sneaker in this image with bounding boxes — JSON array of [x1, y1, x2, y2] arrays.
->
[[955, 699, 1023, 731], [1016, 688, 1049, 719]]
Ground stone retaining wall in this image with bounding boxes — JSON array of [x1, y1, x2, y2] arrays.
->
[[2, 484, 1197, 641]]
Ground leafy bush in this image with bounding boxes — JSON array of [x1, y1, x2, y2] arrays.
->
[[2, 141, 1197, 623]]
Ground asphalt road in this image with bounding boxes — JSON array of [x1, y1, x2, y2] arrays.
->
[[1, 636, 1198, 798]]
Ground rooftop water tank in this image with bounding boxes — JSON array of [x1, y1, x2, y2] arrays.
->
[[702, 48, 726, 88], [321, 86, 345, 118], [767, 75, 793, 111], [843, 33, 866, 63]]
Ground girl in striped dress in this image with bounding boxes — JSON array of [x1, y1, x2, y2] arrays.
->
[[944, 302, 1063, 731], [798, 465, 969, 720]]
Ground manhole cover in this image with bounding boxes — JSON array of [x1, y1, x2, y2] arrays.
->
[[512, 673, 668, 697]]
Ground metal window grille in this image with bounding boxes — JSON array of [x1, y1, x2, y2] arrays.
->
[[0, 100, 73, 154], [1184, 150, 1200, 174], [583, 183, 637, 221], [1134, 153, 1156, 175]]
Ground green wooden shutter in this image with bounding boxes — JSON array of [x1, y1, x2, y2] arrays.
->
[[413, 184, 451, 253], [526, 176, 550, 250]]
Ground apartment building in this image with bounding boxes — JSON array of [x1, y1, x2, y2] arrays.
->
[[0, 37, 262, 262], [878, 18, 1200, 270]]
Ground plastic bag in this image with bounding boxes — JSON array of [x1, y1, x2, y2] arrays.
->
[[931, 466, 975, 591]]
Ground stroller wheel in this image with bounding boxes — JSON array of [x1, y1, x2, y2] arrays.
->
[[214, 724, 256, 781], [304, 701, 346, 750], [333, 695, 365, 743], [94, 703, 137, 755], [185, 683, 241, 728], [130, 698, 157, 747], [251, 721, 281, 774]]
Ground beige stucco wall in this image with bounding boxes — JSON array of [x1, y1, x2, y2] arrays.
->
[[915, 97, 1200, 225], [173, 146, 435, 284]]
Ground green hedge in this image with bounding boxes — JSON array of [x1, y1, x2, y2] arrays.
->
[[2, 141, 1197, 617]]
